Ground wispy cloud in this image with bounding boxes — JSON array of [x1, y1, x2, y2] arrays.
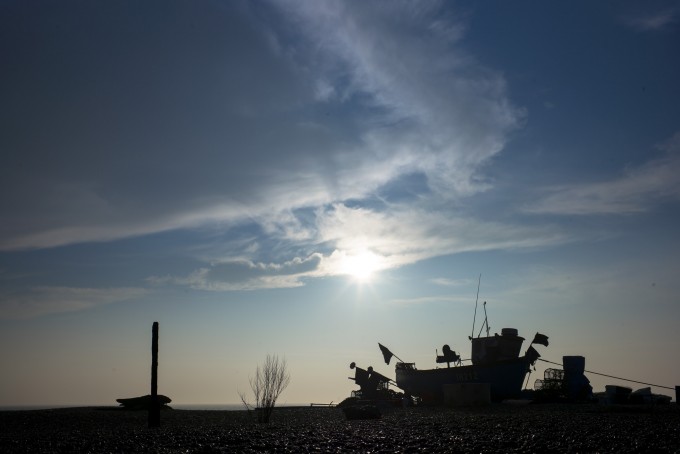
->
[[152, 255, 322, 291], [622, 7, 678, 32], [160, 203, 568, 291], [524, 132, 680, 215], [430, 277, 474, 287], [316, 204, 567, 266], [273, 0, 523, 197], [389, 295, 471, 306], [0, 1, 521, 252], [0, 287, 148, 320]]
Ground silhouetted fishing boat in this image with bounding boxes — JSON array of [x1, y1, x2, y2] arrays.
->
[[394, 327, 546, 402], [381, 298, 549, 403]]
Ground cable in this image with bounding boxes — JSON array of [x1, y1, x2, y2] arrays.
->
[[537, 358, 675, 390]]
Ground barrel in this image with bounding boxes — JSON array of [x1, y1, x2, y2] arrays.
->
[[563, 356, 585, 376]]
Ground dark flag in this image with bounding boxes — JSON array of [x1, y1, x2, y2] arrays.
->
[[378, 343, 394, 365], [353, 367, 369, 387], [531, 332, 549, 347], [525, 345, 541, 364]]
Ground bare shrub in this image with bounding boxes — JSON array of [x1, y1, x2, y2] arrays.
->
[[238, 354, 290, 423]]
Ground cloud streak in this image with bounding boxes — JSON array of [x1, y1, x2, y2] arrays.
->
[[160, 202, 568, 291], [0, 286, 148, 320], [1, 1, 521, 253], [524, 132, 680, 215], [153, 254, 323, 291], [273, 0, 523, 196], [622, 7, 679, 32]]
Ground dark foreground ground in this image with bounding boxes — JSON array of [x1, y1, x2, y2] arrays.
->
[[1, 403, 679, 453]]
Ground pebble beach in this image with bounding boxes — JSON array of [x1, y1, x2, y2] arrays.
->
[[1, 403, 679, 453]]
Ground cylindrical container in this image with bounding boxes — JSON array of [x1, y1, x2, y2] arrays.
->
[[563, 356, 585, 376]]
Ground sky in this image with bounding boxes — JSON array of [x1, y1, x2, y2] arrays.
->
[[1, 0, 679, 406]]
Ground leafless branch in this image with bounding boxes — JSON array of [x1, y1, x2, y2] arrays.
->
[[239, 354, 290, 423]]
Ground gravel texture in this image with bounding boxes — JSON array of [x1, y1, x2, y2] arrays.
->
[[1, 403, 679, 453]]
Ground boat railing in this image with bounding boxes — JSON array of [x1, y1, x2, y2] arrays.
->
[[396, 362, 417, 370]]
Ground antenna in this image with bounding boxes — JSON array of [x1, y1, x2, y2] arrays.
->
[[476, 301, 492, 338], [470, 274, 481, 340]]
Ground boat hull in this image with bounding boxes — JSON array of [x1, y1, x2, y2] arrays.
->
[[396, 356, 531, 402]]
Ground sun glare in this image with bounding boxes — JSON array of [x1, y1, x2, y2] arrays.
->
[[341, 250, 383, 283]]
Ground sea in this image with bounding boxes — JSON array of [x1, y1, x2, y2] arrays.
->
[[0, 403, 312, 411]]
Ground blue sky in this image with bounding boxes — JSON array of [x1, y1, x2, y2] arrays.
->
[[1, 0, 679, 406]]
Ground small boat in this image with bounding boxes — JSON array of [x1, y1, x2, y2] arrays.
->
[[345, 362, 405, 405], [116, 394, 172, 410]]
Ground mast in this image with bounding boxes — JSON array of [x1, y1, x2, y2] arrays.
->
[[470, 274, 481, 340]]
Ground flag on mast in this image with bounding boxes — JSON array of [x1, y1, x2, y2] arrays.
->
[[531, 332, 549, 346], [378, 343, 394, 365], [525, 345, 541, 364]]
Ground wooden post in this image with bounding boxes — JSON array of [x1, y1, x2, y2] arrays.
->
[[148, 321, 160, 428]]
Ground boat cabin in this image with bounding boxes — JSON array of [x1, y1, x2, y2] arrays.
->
[[470, 328, 524, 365]]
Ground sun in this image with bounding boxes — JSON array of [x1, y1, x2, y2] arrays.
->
[[340, 250, 383, 283]]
